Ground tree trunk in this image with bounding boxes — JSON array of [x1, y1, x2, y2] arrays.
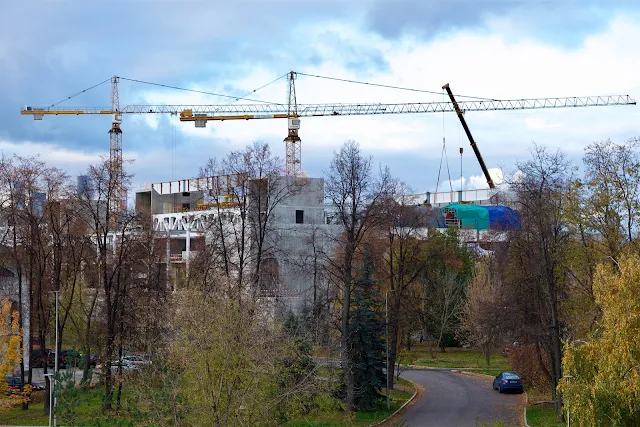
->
[[103, 333, 114, 410], [483, 343, 491, 366], [82, 289, 98, 384], [341, 252, 354, 412], [389, 324, 398, 390], [438, 327, 446, 352], [388, 297, 402, 390], [546, 260, 564, 420], [116, 344, 123, 409], [423, 326, 434, 359], [17, 267, 28, 410]]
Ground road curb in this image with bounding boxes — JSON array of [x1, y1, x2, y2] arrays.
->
[[369, 379, 420, 427], [455, 369, 496, 380], [523, 391, 530, 427]]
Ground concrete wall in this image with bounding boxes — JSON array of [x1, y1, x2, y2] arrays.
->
[[272, 177, 326, 225]]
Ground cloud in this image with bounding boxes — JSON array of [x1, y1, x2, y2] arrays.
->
[[1, 2, 640, 194], [140, 12, 640, 188], [0, 139, 104, 176], [440, 167, 505, 191]]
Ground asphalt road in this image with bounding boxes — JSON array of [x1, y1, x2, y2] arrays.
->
[[400, 369, 525, 427]]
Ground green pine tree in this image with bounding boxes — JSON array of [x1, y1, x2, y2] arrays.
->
[[349, 247, 386, 411]]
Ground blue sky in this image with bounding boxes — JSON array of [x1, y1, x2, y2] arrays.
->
[[2, 0, 639, 194]]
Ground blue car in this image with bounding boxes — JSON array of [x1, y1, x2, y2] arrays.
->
[[493, 372, 524, 393]]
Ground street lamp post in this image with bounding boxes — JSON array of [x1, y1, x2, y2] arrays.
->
[[563, 375, 573, 427], [52, 290, 60, 427], [44, 373, 53, 427], [385, 289, 395, 411]]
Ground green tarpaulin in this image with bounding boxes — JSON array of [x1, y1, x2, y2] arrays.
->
[[445, 203, 490, 230]]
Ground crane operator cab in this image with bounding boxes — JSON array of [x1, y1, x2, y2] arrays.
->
[[23, 106, 44, 120]]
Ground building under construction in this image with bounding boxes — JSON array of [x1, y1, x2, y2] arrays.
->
[[135, 172, 519, 308]]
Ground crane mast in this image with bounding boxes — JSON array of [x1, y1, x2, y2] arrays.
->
[[108, 76, 126, 212], [284, 71, 301, 176], [442, 83, 495, 189]]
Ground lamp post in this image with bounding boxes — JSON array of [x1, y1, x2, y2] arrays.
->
[[385, 289, 396, 411], [563, 375, 573, 427], [44, 373, 53, 427], [52, 290, 59, 427]]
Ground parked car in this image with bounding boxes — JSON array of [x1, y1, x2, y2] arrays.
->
[[46, 350, 65, 369], [492, 372, 524, 393], [88, 353, 99, 368], [30, 349, 51, 368], [5, 376, 45, 394], [61, 350, 81, 369], [122, 355, 151, 369], [110, 359, 136, 371]]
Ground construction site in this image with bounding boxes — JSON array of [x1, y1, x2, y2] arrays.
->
[[20, 71, 637, 305]]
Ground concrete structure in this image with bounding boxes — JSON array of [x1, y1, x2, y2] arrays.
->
[[408, 187, 517, 208], [136, 173, 511, 309], [136, 175, 338, 305]]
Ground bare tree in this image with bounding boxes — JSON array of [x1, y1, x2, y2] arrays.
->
[[462, 253, 506, 365], [197, 142, 303, 301], [505, 144, 575, 419], [0, 155, 69, 412], [583, 138, 640, 246], [80, 157, 138, 409], [378, 183, 430, 388]]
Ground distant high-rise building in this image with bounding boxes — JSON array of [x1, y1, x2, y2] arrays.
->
[[13, 179, 25, 209], [31, 192, 46, 218], [77, 175, 94, 200]]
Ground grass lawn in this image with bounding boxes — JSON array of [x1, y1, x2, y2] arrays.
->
[[287, 389, 413, 427], [526, 403, 565, 427], [1, 380, 413, 427], [401, 344, 509, 371], [0, 401, 49, 426], [0, 389, 134, 426]]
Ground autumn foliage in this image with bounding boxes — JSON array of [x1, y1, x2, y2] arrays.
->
[[506, 344, 551, 392], [559, 253, 640, 426], [0, 297, 24, 411]]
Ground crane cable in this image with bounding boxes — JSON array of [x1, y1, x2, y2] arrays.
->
[[295, 71, 499, 101], [45, 77, 112, 109], [459, 124, 463, 191], [435, 90, 454, 194], [223, 73, 289, 105], [118, 77, 283, 104]]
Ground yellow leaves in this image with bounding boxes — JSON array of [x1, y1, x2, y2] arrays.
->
[[0, 298, 24, 412], [561, 253, 640, 425]]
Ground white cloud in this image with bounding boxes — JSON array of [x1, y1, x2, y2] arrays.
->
[[440, 167, 505, 191], [0, 139, 103, 175], [78, 14, 640, 190]]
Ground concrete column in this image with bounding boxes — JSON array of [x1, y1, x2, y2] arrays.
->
[[185, 225, 191, 271], [166, 230, 171, 291]]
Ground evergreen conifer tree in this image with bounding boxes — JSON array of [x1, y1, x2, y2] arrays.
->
[[349, 247, 386, 411]]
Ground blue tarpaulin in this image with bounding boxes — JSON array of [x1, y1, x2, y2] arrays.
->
[[443, 203, 521, 230], [484, 205, 521, 230]]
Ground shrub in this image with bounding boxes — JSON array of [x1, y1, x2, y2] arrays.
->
[[506, 343, 550, 391]]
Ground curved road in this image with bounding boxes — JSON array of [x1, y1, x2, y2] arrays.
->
[[400, 369, 525, 427]]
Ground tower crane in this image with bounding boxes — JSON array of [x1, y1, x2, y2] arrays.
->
[[22, 72, 635, 184], [178, 72, 635, 178]]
